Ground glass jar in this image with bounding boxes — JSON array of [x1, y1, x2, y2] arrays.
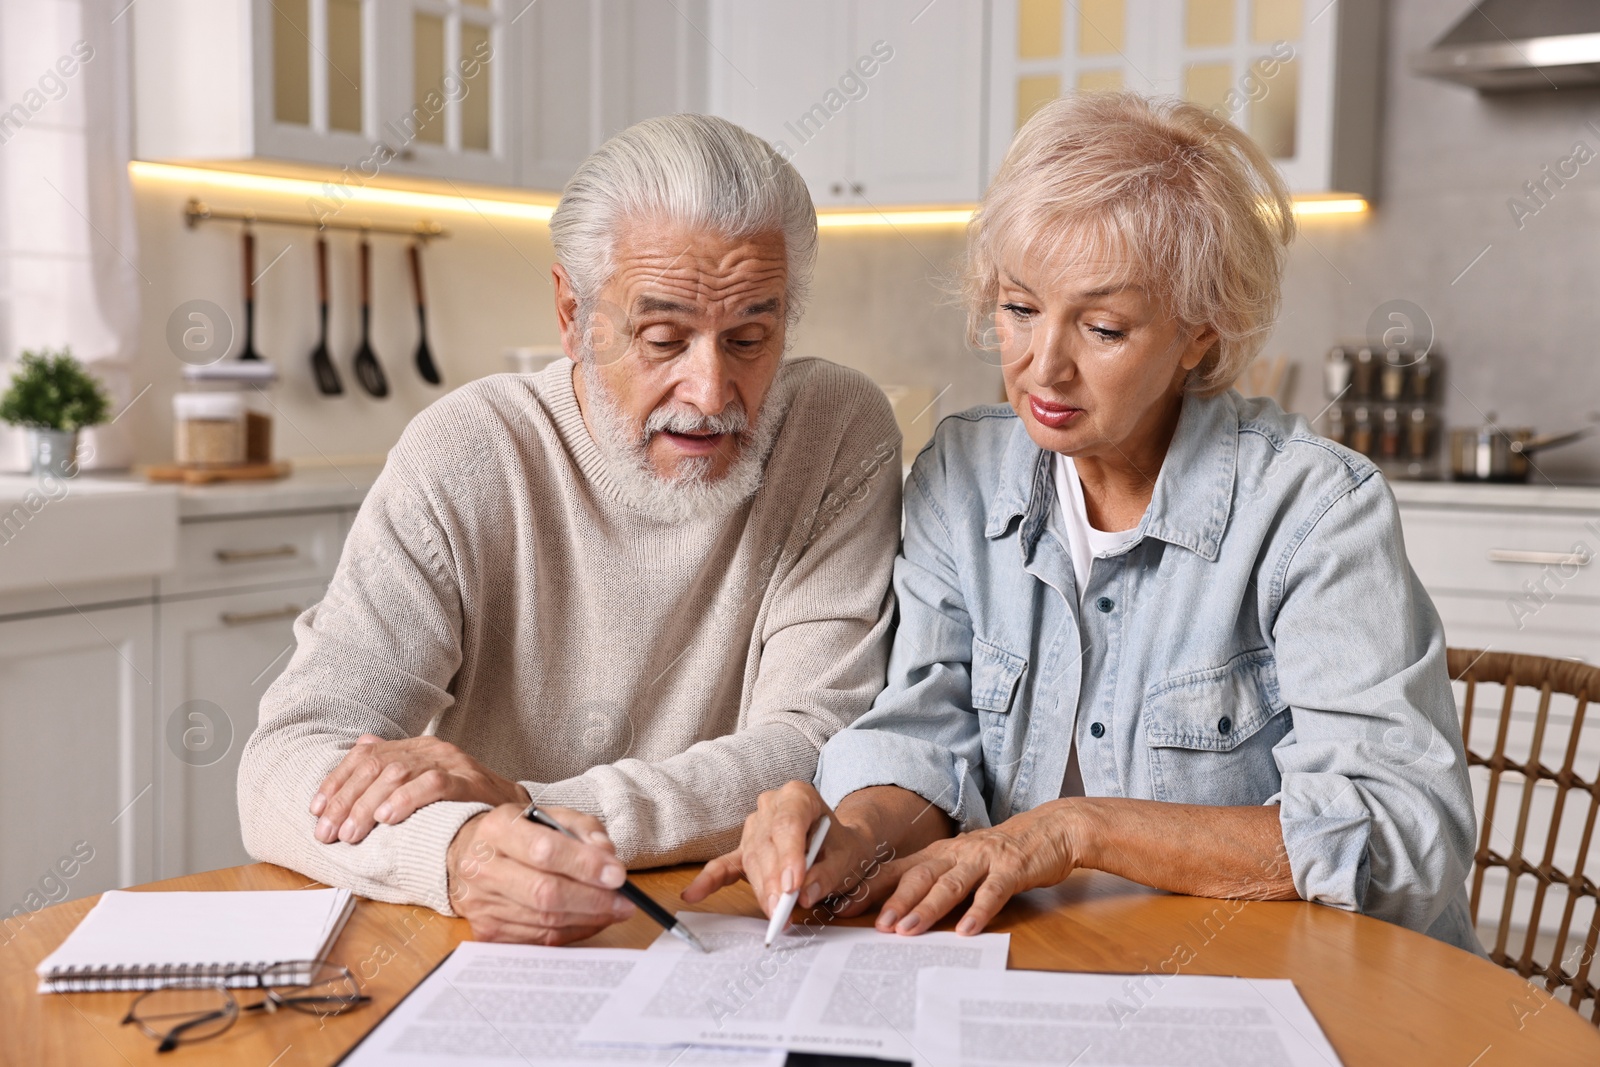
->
[[173, 392, 245, 467]]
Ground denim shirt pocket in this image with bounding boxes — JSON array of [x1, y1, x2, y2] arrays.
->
[[1142, 649, 1290, 806], [971, 636, 1028, 767]]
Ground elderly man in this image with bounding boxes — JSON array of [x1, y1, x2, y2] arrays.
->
[[237, 114, 902, 946]]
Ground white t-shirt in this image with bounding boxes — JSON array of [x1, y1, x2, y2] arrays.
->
[[1053, 453, 1141, 603], [1052, 453, 1141, 797]]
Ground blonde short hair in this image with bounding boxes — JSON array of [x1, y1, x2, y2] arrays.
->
[[964, 92, 1295, 396]]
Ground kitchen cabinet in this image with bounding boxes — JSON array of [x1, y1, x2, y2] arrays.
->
[[0, 604, 156, 921], [985, 0, 1383, 198], [1394, 486, 1600, 946], [517, 0, 712, 191], [133, 0, 517, 185], [155, 583, 326, 879], [707, 0, 987, 207], [152, 507, 349, 879]]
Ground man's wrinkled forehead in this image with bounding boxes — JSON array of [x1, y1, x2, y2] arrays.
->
[[605, 225, 788, 319]]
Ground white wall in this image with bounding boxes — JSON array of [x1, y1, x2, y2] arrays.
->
[[120, 173, 994, 469]]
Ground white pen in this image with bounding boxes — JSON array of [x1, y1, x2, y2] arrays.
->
[[764, 816, 831, 947]]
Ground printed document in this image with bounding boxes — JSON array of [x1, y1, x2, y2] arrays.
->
[[340, 941, 783, 1067], [911, 967, 1343, 1067], [576, 912, 1009, 1061]]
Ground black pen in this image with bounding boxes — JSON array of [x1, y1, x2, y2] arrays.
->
[[521, 801, 709, 953]]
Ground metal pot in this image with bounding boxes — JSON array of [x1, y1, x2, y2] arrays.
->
[[1449, 420, 1595, 482]]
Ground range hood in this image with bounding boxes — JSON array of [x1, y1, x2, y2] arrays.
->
[[1411, 0, 1600, 92]]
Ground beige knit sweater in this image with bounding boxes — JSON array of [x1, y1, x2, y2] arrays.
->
[[237, 357, 902, 915]]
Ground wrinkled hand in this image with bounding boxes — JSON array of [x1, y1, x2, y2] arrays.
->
[[446, 803, 635, 945], [876, 803, 1078, 936], [683, 782, 894, 925], [310, 734, 529, 844]]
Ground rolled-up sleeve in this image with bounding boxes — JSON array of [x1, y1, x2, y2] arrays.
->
[[815, 454, 991, 831], [1268, 473, 1476, 937]]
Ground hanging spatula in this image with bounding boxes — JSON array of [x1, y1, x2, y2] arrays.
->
[[409, 241, 442, 385], [352, 235, 389, 398], [309, 235, 342, 395]]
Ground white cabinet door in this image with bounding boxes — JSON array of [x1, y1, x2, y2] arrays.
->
[[0, 607, 156, 916], [136, 0, 517, 186], [517, 0, 711, 192], [708, 0, 857, 207], [850, 0, 987, 205], [156, 584, 326, 880], [984, 0, 1380, 198]]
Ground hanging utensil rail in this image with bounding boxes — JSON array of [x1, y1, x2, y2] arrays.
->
[[183, 198, 448, 239]]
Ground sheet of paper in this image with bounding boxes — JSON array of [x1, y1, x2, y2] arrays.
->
[[576, 912, 1009, 1061], [912, 967, 1343, 1067], [339, 942, 783, 1067]]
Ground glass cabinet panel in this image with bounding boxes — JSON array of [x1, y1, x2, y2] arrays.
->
[[326, 0, 363, 133], [459, 21, 492, 152], [1018, 0, 1063, 59], [1252, 0, 1303, 43], [1077, 0, 1125, 56], [1185, 0, 1234, 48], [272, 0, 310, 126], [1016, 73, 1062, 128], [1077, 69, 1122, 92], [1249, 57, 1298, 157], [413, 12, 447, 145], [1183, 62, 1233, 114]]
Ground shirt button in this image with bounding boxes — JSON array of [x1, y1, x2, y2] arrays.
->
[[1218, 716, 1233, 735], [1090, 722, 1105, 738], [1095, 596, 1114, 613]]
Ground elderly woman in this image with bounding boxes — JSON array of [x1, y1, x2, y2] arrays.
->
[[685, 92, 1480, 953]]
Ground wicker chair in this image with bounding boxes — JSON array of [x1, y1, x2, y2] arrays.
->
[[1448, 648, 1600, 1024]]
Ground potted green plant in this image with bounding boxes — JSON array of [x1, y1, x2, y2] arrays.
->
[[0, 349, 110, 479]]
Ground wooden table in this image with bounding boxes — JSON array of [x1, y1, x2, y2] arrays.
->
[[3, 862, 1596, 1065]]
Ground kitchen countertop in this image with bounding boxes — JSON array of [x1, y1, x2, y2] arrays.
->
[[167, 462, 384, 519], [1387, 478, 1600, 511], [17, 461, 1600, 520]]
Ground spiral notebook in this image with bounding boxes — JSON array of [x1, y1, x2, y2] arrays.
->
[[35, 887, 355, 993]]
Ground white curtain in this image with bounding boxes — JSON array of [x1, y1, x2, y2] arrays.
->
[[0, 0, 140, 470]]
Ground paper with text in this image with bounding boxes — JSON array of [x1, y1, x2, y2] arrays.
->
[[576, 912, 1009, 1061], [912, 967, 1343, 1067], [339, 942, 783, 1067]]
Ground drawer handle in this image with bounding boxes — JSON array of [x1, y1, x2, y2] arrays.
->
[[219, 605, 304, 626], [215, 544, 299, 564], [1486, 549, 1590, 567]]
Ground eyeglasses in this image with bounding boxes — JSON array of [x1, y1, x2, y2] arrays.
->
[[120, 959, 370, 1053]]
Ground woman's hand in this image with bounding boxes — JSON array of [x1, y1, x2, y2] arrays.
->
[[310, 734, 530, 844], [682, 782, 892, 920], [876, 801, 1079, 936]]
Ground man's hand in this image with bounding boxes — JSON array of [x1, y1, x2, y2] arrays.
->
[[873, 802, 1078, 937], [311, 734, 529, 844], [446, 803, 636, 945], [683, 782, 891, 922]]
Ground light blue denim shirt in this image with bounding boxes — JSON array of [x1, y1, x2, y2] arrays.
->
[[816, 390, 1482, 954]]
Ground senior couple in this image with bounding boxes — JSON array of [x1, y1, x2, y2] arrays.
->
[[239, 93, 1482, 955]]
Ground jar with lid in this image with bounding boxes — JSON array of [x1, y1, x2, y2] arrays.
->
[[174, 392, 245, 467]]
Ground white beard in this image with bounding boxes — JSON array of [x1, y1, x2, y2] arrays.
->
[[578, 356, 787, 525]]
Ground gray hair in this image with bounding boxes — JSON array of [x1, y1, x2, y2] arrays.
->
[[550, 114, 817, 326]]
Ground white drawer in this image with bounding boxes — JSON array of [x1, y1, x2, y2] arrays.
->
[[1400, 507, 1600, 601], [160, 511, 344, 597], [1430, 592, 1600, 664]]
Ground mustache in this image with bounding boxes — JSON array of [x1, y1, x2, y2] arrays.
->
[[641, 402, 750, 440]]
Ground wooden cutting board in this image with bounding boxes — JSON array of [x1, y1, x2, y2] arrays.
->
[[143, 461, 292, 484]]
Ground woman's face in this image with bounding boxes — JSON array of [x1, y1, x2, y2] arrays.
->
[[993, 242, 1215, 461]]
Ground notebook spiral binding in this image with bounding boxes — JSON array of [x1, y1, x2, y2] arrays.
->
[[40, 960, 273, 993]]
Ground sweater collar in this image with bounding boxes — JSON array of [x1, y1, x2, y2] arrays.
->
[[536, 358, 630, 505]]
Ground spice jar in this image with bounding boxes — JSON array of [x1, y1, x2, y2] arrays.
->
[[174, 392, 245, 467]]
